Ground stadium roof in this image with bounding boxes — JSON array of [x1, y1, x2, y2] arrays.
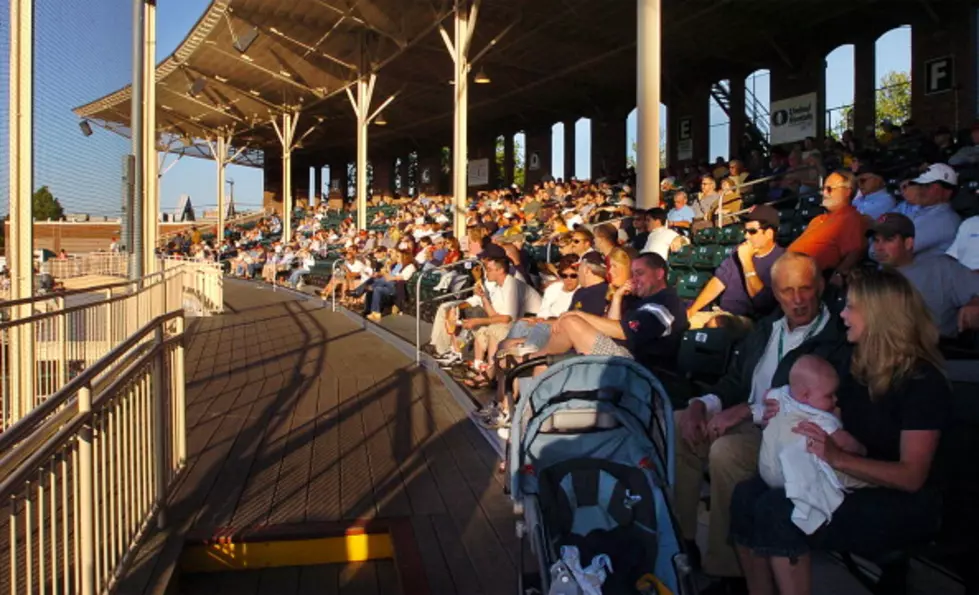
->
[[75, 0, 916, 167]]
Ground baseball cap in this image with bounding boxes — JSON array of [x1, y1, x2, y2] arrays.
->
[[742, 204, 780, 229], [619, 197, 635, 208], [854, 161, 883, 178], [909, 163, 958, 187], [867, 213, 915, 239]]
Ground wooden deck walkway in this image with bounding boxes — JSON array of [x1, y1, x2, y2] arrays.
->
[[118, 280, 520, 595]]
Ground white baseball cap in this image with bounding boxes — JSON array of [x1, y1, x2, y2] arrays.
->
[[619, 197, 635, 208], [910, 163, 958, 187]]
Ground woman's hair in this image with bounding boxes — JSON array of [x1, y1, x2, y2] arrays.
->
[[848, 268, 943, 399], [606, 247, 634, 299]]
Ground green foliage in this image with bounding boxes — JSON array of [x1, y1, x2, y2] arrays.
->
[[838, 70, 911, 136], [32, 186, 64, 221], [495, 135, 526, 188], [627, 137, 667, 169]]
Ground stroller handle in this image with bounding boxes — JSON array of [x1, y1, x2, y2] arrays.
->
[[502, 353, 580, 389]]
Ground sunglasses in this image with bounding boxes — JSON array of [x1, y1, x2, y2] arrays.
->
[[822, 184, 848, 193], [572, 239, 587, 244], [744, 228, 762, 235], [560, 273, 578, 279]]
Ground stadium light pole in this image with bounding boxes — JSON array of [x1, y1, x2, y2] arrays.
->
[[8, 0, 36, 419], [637, 0, 662, 209]]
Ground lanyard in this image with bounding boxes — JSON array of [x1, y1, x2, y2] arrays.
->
[[777, 308, 826, 361]]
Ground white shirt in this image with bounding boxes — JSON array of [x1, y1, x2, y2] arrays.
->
[[398, 263, 417, 281], [697, 306, 830, 417], [946, 215, 979, 270], [490, 275, 542, 320], [642, 227, 680, 260], [757, 387, 866, 535], [346, 259, 372, 284], [537, 282, 576, 319]]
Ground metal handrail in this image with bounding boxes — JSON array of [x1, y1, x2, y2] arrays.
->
[[415, 258, 484, 364], [0, 309, 184, 456]]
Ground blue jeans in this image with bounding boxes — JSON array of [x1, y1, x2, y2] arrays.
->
[[370, 279, 396, 314], [287, 267, 309, 286]]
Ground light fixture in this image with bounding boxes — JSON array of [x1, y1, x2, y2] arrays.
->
[[79, 120, 93, 137], [374, 112, 387, 126], [189, 77, 207, 97], [233, 26, 259, 53], [474, 68, 491, 84]]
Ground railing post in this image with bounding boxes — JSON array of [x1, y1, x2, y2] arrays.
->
[[174, 314, 186, 465], [77, 384, 95, 595], [152, 323, 167, 528], [58, 296, 69, 386], [104, 289, 113, 352]]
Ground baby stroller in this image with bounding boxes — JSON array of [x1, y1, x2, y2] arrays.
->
[[506, 355, 694, 595]]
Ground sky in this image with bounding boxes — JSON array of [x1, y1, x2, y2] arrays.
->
[[0, 6, 913, 216]]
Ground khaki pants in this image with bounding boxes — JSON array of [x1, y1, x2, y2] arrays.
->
[[673, 413, 761, 577]]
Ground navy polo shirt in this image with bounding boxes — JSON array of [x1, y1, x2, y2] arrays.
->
[[616, 287, 687, 367], [570, 282, 609, 316], [714, 246, 784, 317]]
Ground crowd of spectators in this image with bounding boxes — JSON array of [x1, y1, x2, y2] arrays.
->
[[150, 117, 979, 595]]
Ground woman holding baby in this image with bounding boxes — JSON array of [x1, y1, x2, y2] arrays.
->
[[729, 267, 950, 595]]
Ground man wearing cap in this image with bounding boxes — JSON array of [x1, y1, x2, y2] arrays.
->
[[889, 163, 961, 258], [946, 214, 979, 270], [870, 213, 979, 338], [788, 169, 868, 282], [687, 205, 785, 328], [852, 162, 897, 220]]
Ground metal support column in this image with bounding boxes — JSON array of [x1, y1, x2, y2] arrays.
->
[[346, 53, 397, 230], [142, 0, 158, 274], [272, 112, 297, 243], [130, 0, 145, 279], [8, 0, 35, 415], [216, 135, 227, 242], [441, 0, 477, 239], [205, 132, 248, 243], [637, 0, 662, 209]]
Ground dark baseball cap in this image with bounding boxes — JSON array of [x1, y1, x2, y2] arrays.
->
[[854, 162, 883, 178], [742, 204, 780, 229], [867, 213, 915, 239]]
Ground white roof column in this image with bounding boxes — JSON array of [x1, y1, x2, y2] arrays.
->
[[7, 0, 35, 416], [206, 132, 249, 245], [272, 112, 299, 243], [441, 0, 477, 240], [141, 0, 158, 275], [346, 44, 397, 231], [636, 0, 662, 209]]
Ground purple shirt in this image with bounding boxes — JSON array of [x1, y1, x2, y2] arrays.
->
[[714, 246, 784, 317]]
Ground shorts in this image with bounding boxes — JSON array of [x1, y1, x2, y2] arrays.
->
[[591, 333, 633, 358], [474, 323, 511, 346]]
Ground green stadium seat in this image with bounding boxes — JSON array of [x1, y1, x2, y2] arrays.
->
[[675, 270, 712, 300], [677, 328, 735, 381], [719, 224, 745, 245], [668, 244, 695, 269], [693, 227, 719, 245], [667, 268, 681, 287], [692, 244, 731, 270]]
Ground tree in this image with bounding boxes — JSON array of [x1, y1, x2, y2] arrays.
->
[[839, 70, 911, 136], [33, 186, 64, 221], [494, 135, 525, 188], [626, 136, 667, 170]]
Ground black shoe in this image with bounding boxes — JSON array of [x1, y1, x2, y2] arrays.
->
[[698, 577, 748, 595]]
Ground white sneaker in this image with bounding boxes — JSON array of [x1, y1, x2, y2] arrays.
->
[[496, 426, 510, 440]]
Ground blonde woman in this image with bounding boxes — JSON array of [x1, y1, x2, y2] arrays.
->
[[731, 268, 948, 595]]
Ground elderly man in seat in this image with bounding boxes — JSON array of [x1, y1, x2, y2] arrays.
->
[[673, 252, 851, 595]]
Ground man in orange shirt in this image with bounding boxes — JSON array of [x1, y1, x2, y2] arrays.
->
[[788, 170, 868, 285]]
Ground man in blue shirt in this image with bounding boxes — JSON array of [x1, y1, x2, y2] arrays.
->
[[667, 191, 696, 231], [888, 163, 961, 257], [852, 162, 896, 220]]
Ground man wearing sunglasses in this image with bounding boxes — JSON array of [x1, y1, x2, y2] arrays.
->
[[788, 169, 868, 284], [687, 205, 785, 329]]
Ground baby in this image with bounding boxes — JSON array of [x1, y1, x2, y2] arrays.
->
[[755, 355, 868, 535]]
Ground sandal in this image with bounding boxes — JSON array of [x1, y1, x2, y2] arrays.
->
[[464, 377, 491, 389]]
